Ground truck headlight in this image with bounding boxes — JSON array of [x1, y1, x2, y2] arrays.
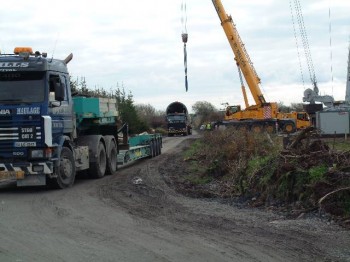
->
[[30, 149, 44, 158], [30, 148, 52, 159]]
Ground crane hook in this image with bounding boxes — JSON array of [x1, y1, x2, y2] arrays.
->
[[182, 33, 188, 92], [181, 0, 188, 91], [182, 33, 188, 44]]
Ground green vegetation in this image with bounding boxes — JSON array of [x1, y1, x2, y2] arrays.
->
[[183, 128, 350, 223], [326, 139, 350, 151], [308, 165, 327, 184]]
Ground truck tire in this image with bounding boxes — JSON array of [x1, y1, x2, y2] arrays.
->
[[88, 141, 107, 179], [48, 147, 76, 189], [106, 141, 117, 175]]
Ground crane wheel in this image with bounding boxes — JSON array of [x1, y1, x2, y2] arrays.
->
[[252, 124, 262, 133], [283, 122, 296, 133], [237, 125, 248, 132], [264, 124, 275, 133]]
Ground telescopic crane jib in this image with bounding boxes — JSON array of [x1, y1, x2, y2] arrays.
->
[[212, 0, 266, 108], [211, 0, 310, 133]]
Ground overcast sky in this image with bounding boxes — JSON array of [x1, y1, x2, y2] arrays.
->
[[1, 0, 349, 112]]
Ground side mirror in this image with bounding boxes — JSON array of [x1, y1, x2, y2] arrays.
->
[[54, 82, 65, 101]]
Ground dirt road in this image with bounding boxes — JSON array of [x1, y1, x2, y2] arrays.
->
[[0, 135, 349, 262]]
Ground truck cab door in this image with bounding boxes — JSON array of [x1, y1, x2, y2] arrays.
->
[[48, 74, 74, 142]]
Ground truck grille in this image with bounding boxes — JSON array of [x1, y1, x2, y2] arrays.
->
[[0, 116, 42, 159]]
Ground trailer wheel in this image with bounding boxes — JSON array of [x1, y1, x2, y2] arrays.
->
[[152, 140, 157, 157], [150, 140, 158, 157], [157, 138, 162, 155], [148, 141, 154, 158], [49, 147, 76, 189], [106, 141, 117, 175], [88, 141, 107, 179], [155, 139, 160, 156]]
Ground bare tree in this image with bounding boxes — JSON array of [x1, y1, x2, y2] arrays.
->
[[192, 101, 219, 127]]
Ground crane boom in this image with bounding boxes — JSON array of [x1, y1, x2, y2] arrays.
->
[[212, 0, 266, 106]]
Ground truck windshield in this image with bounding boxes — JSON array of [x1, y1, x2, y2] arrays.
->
[[167, 115, 186, 123], [0, 71, 45, 103]]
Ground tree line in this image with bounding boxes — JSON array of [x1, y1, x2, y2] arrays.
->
[[70, 76, 303, 134]]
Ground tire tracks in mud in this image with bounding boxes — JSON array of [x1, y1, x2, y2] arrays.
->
[[97, 138, 350, 262]]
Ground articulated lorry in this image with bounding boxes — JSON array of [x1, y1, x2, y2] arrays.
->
[[166, 101, 192, 136], [0, 47, 162, 188]]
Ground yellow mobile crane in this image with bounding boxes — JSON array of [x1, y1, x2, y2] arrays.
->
[[212, 0, 310, 133]]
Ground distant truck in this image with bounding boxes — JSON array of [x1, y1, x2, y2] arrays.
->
[[166, 101, 192, 136], [0, 47, 162, 188]]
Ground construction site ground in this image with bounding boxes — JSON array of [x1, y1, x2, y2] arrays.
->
[[0, 133, 349, 262]]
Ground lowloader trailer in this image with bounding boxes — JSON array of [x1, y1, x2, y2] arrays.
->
[[0, 47, 162, 188]]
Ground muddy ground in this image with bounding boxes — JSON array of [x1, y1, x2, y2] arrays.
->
[[0, 135, 349, 262]]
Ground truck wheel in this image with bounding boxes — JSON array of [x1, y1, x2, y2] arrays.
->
[[88, 141, 107, 179], [106, 141, 117, 175], [49, 147, 76, 189]]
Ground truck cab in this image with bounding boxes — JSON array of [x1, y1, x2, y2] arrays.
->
[[0, 47, 74, 187], [166, 101, 192, 136]]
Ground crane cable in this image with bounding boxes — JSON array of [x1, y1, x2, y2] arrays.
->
[[328, 5, 334, 95], [291, 0, 318, 92], [181, 0, 188, 92], [289, 0, 305, 89]]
